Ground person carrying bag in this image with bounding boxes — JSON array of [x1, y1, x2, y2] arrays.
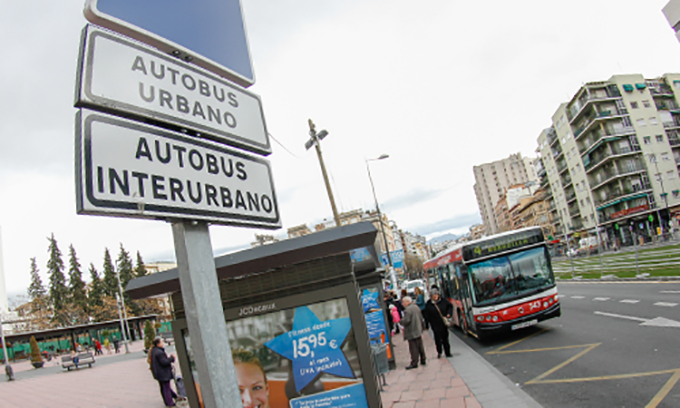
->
[[423, 289, 453, 358]]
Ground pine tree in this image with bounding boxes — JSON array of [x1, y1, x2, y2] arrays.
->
[[27, 258, 46, 301], [102, 248, 118, 298], [67, 245, 88, 324], [88, 263, 104, 313], [134, 251, 147, 278], [46, 234, 68, 326], [116, 244, 134, 290]]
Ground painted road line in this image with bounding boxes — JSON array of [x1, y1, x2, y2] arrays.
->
[[594, 311, 680, 328], [620, 299, 640, 304], [654, 302, 678, 307], [571, 296, 585, 299], [660, 290, 680, 294], [593, 297, 610, 301]]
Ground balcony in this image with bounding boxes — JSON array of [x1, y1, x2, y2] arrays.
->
[[547, 128, 558, 146], [561, 173, 572, 187], [568, 205, 580, 218], [567, 86, 621, 123], [589, 164, 647, 191], [594, 183, 652, 209], [565, 190, 577, 203], [557, 160, 568, 174], [585, 144, 641, 173], [572, 219, 585, 231], [663, 116, 680, 129], [574, 108, 628, 141], [649, 85, 674, 96]]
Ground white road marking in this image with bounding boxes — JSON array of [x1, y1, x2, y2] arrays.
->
[[619, 299, 640, 304], [594, 311, 680, 328], [654, 302, 678, 307], [660, 290, 680, 294], [593, 297, 610, 301], [571, 296, 585, 299]]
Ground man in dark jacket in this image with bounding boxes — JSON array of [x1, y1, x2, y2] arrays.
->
[[150, 337, 178, 407], [423, 289, 453, 358], [401, 296, 426, 370]]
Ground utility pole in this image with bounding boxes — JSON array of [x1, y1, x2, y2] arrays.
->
[[366, 155, 396, 289], [305, 120, 341, 227]]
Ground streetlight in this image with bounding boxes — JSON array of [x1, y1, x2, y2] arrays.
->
[[305, 119, 341, 227], [366, 155, 397, 289], [648, 154, 669, 236], [116, 268, 132, 349], [115, 293, 130, 354], [0, 314, 13, 381]]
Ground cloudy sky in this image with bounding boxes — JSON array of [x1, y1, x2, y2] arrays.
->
[[1, 0, 680, 296]]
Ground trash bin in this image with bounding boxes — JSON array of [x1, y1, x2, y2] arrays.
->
[[371, 341, 389, 390]]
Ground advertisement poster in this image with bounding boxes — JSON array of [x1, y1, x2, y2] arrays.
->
[[360, 288, 391, 359], [182, 298, 369, 408]]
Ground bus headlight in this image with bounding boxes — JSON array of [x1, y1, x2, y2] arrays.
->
[[492, 315, 498, 322]]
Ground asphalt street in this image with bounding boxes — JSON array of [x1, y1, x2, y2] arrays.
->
[[452, 281, 680, 408]]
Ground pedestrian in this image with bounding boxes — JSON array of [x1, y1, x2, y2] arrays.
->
[[389, 304, 401, 335], [384, 292, 395, 334], [392, 292, 404, 334], [150, 337, 178, 407], [95, 339, 102, 356], [424, 289, 453, 358], [113, 338, 120, 354], [104, 337, 111, 354], [70, 349, 79, 370], [401, 296, 426, 370], [414, 287, 428, 330]]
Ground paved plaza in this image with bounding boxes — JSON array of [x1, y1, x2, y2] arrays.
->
[[0, 331, 535, 408]]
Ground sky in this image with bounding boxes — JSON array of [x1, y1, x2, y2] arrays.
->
[[1, 0, 680, 297]]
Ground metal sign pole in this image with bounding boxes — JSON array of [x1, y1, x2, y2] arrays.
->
[[172, 221, 240, 408]]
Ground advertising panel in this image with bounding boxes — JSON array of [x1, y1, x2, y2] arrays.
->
[[181, 297, 370, 408]]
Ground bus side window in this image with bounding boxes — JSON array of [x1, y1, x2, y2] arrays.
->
[[446, 264, 458, 300]]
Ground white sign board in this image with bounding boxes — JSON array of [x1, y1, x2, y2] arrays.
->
[[76, 25, 271, 156], [76, 109, 280, 228]]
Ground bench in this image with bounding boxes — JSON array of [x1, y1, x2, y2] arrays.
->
[[61, 352, 96, 371]]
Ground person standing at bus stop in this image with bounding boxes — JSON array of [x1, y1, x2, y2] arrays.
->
[[424, 289, 453, 358], [401, 296, 426, 369]]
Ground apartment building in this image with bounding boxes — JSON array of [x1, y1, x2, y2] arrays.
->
[[473, 153, 538, 235], [537, 74, 680, 246]]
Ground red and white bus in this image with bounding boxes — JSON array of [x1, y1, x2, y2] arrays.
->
[[423, 227, 560, 341]]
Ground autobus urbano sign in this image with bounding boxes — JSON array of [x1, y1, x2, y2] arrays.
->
[[76, 25, 271, 156]]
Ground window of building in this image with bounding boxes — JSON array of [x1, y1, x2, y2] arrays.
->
[[623, 117, 633, 127], [674, 191, 680, 198], [630, 101, 639, 109], [662, 152, 670, 161], [637, 118, 647, 127], [657, 135, 664, 143], [590, 214, 595, 221], [643, 100, 651, 108], [586, 197, 591, 204], [649, 117, 658, 126], [566, 132, 572, 139], [668, 170, 676, 180], [580, 199, 585, 207], [655, 173, 663, 182], [643, 136, 651, 144]]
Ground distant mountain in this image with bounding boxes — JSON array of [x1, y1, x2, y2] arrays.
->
[[428, 233, 462, 245]]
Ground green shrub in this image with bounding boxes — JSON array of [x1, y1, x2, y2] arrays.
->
[[29, 336, 41, 363]]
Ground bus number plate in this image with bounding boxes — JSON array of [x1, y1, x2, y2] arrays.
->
[[511, 319, 538, 330]]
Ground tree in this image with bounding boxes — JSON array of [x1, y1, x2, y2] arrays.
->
[[102, 248, 118, 298], [403, 252, 424, 279], [134, 251, 147, 278], [46, 234, 68, 326], [29, 336, 42, 364], [116, 244, 134, 289], [88, 263, 105, 318], [67, 245, 88, 325], [27, 258, 46, 302], [143, 320, 155, 351]]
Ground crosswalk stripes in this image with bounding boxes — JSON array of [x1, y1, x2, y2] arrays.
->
[[620, 299, 640, 304], [654, 302, 678, 307]]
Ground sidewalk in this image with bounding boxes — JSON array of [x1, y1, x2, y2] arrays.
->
[[381, 331, 542, 408]]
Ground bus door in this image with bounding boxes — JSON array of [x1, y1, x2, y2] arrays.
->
[[456, 264, 476, 333]]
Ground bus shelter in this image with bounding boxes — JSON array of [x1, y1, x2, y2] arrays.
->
[[127, 222, 386, 408]]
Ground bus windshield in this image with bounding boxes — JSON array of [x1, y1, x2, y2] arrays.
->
[[467, 246, 554, 307]]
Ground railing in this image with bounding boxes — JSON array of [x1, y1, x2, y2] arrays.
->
[[593, 183, 652, 207], [557, 161, 568, 173], [567, 92, 620, 122], [565, 191, 577, 202], [590, 165, 646, 190], [649, 85, 673, 95], [568, 205, 580, 218]]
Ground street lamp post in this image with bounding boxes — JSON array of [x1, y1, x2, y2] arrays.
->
[[115, 293, 130, 354], [366, 155, 397, 289], [0, 315, 13, 381], [648, 154, 669, 236], [116, 270, 132, 345], [305, 119, 341, 227]]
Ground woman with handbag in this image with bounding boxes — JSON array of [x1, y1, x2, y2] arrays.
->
[[424, 289, 453, 358]]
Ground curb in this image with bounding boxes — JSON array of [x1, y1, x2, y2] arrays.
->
[[447, 330, 543, 408]]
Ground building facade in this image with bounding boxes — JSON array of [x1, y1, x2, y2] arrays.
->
[[537, 74, 680, 246], [473, 153, 538, 235]]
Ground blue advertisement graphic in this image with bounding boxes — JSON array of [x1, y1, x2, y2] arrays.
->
[[265, 306, 354, 392], [380, 249, 404, 269], [350, 247, 372, 263], [289, 383, 369, 408], [365, 310, 387, 344], [361, 289, 380, 313]]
